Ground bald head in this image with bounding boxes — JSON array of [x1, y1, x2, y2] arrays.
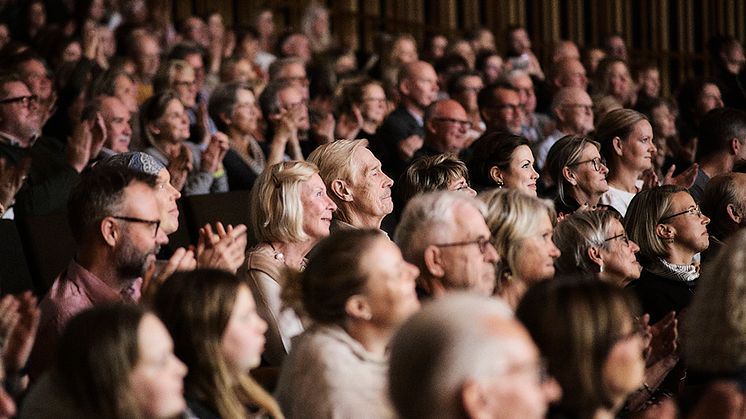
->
[[551, 57, 588, 90], [424, 99, 470, 154], [399, 61, 439, 111], [389, 293, 556, 419], [551, 87, 594, 135]]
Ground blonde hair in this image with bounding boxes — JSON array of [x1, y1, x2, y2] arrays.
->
[[307, 139, 368, 224], [250, 161, 319, 244], [479, 188, 556, 282], [595, 108, 647, 172], [685, 230, 746, 372], [154, 59, 195, 92], [624, 185, 686, 261]]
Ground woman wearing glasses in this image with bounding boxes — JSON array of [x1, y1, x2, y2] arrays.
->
[[553, 210, 641, 287], [545, 135, 609, 217], [334, 78, 388, 140], [480, 188, 560, 308], [517, 279, 646, 419], [625, 185, 710, 323]]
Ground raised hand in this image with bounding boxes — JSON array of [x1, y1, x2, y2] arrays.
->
[[200, 132, 229, 174], [167, 144, 192, 191], [663, 163, 698, 188], [3, 292, 40, 374], [196, 222, 248, 273], [0, 157, 30, 214], [141, 247, 196, 301]]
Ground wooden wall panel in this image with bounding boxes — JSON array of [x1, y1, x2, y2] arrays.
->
[[174, 0, 746, 94]]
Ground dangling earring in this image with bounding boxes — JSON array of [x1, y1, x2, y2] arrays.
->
[[496, 179, 504, 188], [599, 263, 604, 273]]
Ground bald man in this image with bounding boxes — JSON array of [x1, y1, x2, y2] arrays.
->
[[415, 99, 471, 158]]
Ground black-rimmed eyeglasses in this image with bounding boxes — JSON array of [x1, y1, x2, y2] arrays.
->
[[604, 233, 630, 247], [110, 215, 161, 238], [0, 95, 38, 108]]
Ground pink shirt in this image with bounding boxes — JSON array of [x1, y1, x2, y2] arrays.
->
[[28, 260, 141, 380]]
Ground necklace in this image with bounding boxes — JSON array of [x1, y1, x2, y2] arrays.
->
[[267, 242, 307, 271]]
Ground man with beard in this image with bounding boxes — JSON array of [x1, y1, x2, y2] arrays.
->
[[28, 165, 168, 380]]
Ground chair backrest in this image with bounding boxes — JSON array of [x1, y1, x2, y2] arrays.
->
[[0, 220, 34, 294], [182, 191, 251, 242], [16, 212, 76, 296]]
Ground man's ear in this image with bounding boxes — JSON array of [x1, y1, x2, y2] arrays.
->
[[730, 137, 741, 156], [331, 179, 353, 202], [399, 79, 412, 97], [423, 245, 445, 278], [461, 379, 489, 419], [101, 217, 119, 247], [344, 294, 371, 320], [219, 111, 232, 128], [727, 203, 743, 224]]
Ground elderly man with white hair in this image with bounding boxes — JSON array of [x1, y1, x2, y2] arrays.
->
[[308, 139, 394, 231], [394, 191, 499, 298], [389, 293, 562, 419]]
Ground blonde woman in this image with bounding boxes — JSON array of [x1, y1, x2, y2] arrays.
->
[[479, 188, 560, 308], [242, 161, 337, 368]]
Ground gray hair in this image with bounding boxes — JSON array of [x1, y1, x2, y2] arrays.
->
[[389, 293, 516, 419], [394, 191, 487, 273], [553, 210, 622, 275]]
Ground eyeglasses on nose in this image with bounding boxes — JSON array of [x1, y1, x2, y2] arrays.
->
[[110, 215, 161, 238], [0, 94, 38, 108], [433, 236, 491, 254], [568, 156, 606, 172], [432, 117, 473, 129]]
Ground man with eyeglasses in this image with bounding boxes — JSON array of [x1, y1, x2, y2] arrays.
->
[[415, 99, 471, 159], [389, 293, 561, 419], [29, 165, 169, 380], [394, 191, 499, 298], [534, 87, 595, 170], [0, 73, 104, 218], [477, 81, 524, 135]]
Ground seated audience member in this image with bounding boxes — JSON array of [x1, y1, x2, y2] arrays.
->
[[242, 161, 336, 367], [480, 188, 560, 308], [334, 78, 387, 140], [394, 191, 499, 298], [475, 49, 504, 85], [553, 210, 641, 287], [28, 166, 168, 380], [258, 79, 309, 160], [446, 71, 485, 140], [208, 81, 267, 191], [21, 304, 187, 419], [0, 73, 101, 218], [549, 57, 588, 92], [477, 81, 523, 135], [504, 25, 545, 81], [466, 132, 539, 195], [683, 230, 746, 416], [141, 90, 229, 196], [592, 57, 635, 108], [373, 60, 439, 179], [505, 69, 553, 145], [126, 30, 161, 104], [700, 172, 746, 261], [397, 154, 476, 213], [517, 279, 645, 419], [625, 186, 710, 323], [414, 99, 471, 159], [675, 77, 724, 148], [308, 139, 393, 231], [153, 269, 284, 418], [708, 35, 746, 110], [154, 59, 217, 147], [634, 62, 662, 110], [95, 96, 134, 156], [689, 107, 746, 203], [98, 152, 248, 274], [268, 57, 310, 100], [545, 135, 609, 216], [535, 87, 595, 171], [597, 109, 656, 216], [276, 229, 420, 418], [389, 293, 561, 419], [638, 98, 689, 173]]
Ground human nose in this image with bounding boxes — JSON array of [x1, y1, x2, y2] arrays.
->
[[174, 354, 188, 378], [156, 227, 169, 245], [169, 183, 181, 200], [542, 376, 562, 404], [484, 241, 500, 263], [630, 239, 640, 253], [383, 173, 394, 188], [701, 213, 710, 225], [326, 194, 337, 211], [548, 241, 561, 258], [531, 165, 540, 179]]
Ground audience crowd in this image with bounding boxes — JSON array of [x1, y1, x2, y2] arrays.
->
[[1, 1, 746, 417]]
